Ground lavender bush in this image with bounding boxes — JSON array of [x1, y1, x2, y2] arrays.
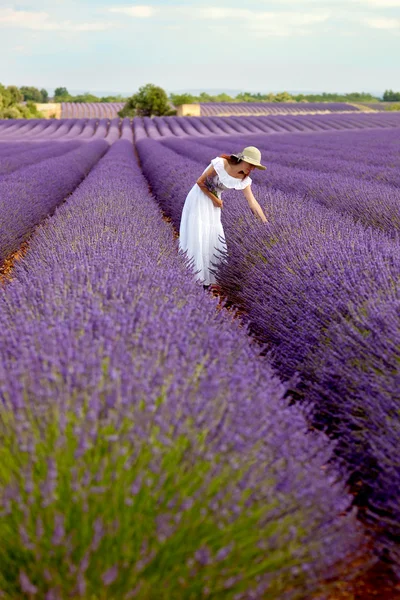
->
[[199, 102, 361, 116], [157, 133, 400, 236], [215, 190, 400, 571], [134, 112, 400, 139], [175, 131, 400, 187], [0, 140, 108, 263], [135, 135, 400, 573], [0, 141, 82, 176], [0, 141, 54, 158], [60, 102, 125, 119], [0, 140, 365, 598]]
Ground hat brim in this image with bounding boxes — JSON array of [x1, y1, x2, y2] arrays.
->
[[247, 161, 267, 170], [232, 155, 267, 170]]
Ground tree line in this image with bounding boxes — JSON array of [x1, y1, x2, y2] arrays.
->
[[383, 90, 400, 102], [170, 90, 384, 105], [1, 82, 400, 119], [52, 87, 127, 103], [118, 84, 400, 117], [0, 84, 44, 119], [9, 82, 400, 107]]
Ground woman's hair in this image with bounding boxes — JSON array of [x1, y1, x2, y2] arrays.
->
[[219, 154, 246, 179], [219, 153, 242, 166]]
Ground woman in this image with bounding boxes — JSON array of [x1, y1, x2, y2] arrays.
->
[[179, 146, 268, 288]]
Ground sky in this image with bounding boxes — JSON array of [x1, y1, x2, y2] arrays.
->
[[1, 0, 399, 96]]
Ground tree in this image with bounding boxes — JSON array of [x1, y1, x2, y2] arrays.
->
[[0, 83, 44, 119], [214, 93, 234, 102], [236, 92, 264, 102], [7, 85, 23, 104], [198, 92, 213, 102], [100, 94, 127, 102], [72, 93, 101, 103], [169, 93, 197, 106], [54, 87, 68, 97], [54, 87, 70, 102], [274, 91, 295, 103], [383, 89, 400, 102], [20, 86, 43, 102], [118, 83, 171, 117], [40, 88, 49, 103]]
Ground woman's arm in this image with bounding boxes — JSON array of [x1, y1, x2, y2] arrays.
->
[[243, 185, 268, 222], [196, 165, 223, 208]]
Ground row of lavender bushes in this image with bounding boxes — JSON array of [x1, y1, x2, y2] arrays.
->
[[136, 112, 400, 139], [158, 133, 400, 236], [2, 111, 400, 143], [0, 140, 365, 598], [0, 140, 83, 176], [0, 118, 133, 266], [0, 118, 132, 144], [169, 129, 400, 187], [0, 140, 108, 263], [198, 102, 361, 116], [136, 136, 400, 574]]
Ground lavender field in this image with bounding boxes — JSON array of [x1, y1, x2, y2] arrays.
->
[[55, 101, 367, 120], [60, 102, 125, 119], [0, 112, 400, 598], [198, 101, 362, 116]]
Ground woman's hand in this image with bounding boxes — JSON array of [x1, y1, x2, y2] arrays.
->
[[243, 185, 267, 222], [213, 197, 223, 209], [196, 166, 223, 208]]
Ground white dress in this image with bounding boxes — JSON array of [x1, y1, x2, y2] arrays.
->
[[179, 156, 252, 285]]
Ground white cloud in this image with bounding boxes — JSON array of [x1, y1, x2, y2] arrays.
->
[[0, 8, 111, 31], [195, 8, 331, 36], [201, 8, 251, 19], [355, 0, 400, 6], [108, 6, 156, 18], [274, 0, 400, 5], [363, 16, 400, 28], [102, 4, 332, 35]]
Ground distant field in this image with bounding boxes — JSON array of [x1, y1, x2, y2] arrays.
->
[[2, 112, 400, 141], [359, 101, 400, 111], [61, 102, 125, 118], [134, 111, 400, 137], [57, 101, 382, 119], [198, 101, 362, 116]]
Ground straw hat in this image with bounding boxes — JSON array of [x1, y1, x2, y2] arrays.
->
[[232, 146, 266, 170]]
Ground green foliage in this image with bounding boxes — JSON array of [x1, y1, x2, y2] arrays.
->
[[53, 88, 127, 103], [0, 83, 44, 119], [100, 94, 127, 102], [168, 89, 382, 106], [292, 91, 380, 102], [119, 83, 171, 117], [0, 398, 327, 599], [40, 88, 49, 103], [198, 92, 214, 102], [25, 100, 45, 116], [386, 103, 400, 111], [54, 86, 69, 98], [6, 85, 23, 104], [236, 91, 275, 102], [53, 87, 73, 102], [274, 91, 296, 103], [169, 93, 197, 106], [71, 93, 102, 103], [0, 105, 21, 119], [19, 86, 48, 103], [383, 89, 400, 101]]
